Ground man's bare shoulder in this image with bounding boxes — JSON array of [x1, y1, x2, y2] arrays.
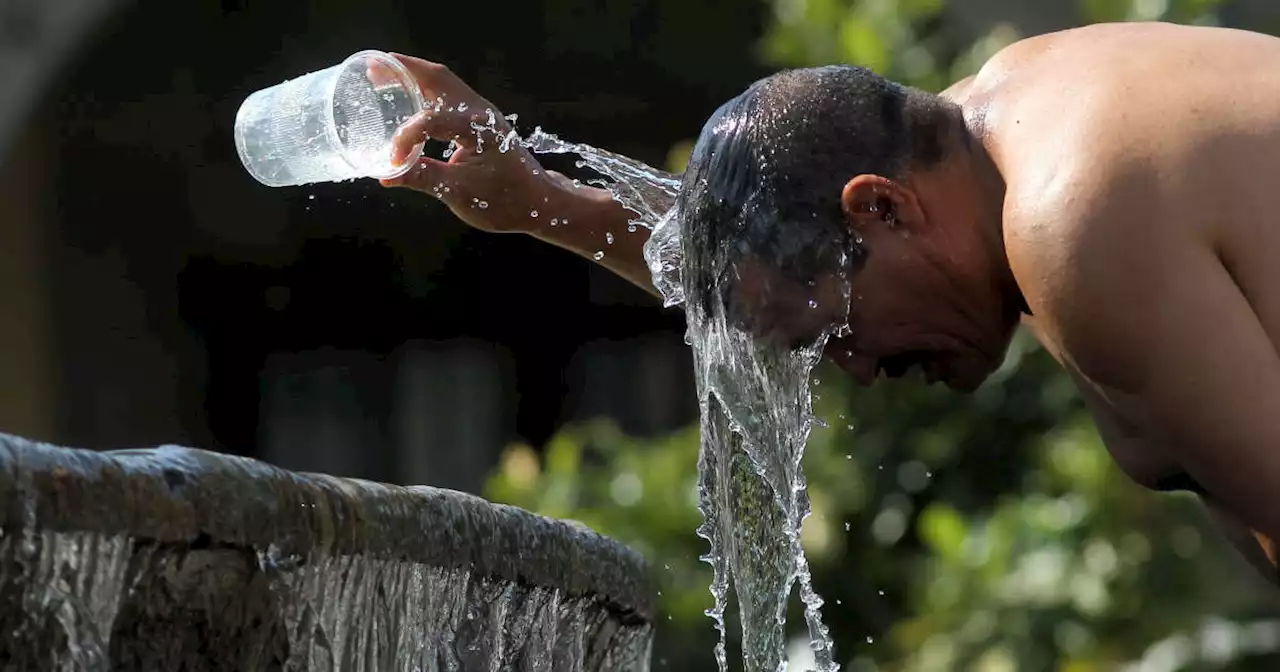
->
[[938, 75, 974, 102], [1002, 152, 1185, 386]]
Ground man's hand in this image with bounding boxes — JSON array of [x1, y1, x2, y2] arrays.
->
[[375, 53, 661, 295], [377, 54, 559, 234]]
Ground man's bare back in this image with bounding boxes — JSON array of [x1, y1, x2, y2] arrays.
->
[[960, 22, 1280, 574], [380, 21, 1280, 582]]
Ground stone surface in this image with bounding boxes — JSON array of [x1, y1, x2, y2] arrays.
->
[[0, 432, 653, 670]]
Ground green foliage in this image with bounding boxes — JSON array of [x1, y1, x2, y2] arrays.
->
[[485, 423, 720, 659], [488, 0, 1280, 669]]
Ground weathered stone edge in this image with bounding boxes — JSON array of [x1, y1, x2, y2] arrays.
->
[[0, 433, 653, 622]]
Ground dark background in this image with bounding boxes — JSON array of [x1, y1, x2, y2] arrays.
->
[[0, 0, 775, 492]]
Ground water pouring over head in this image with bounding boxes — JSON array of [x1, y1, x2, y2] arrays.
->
[[678, 65, 1023, 392]]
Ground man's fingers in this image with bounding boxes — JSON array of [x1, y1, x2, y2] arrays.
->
[[383, 54, 514, 156], [366, 59, 403, 90], [391, 101, 516, 164], [380, 156, 453, 194], [390, 112, 432, 165], [390, 109, 477, 164]]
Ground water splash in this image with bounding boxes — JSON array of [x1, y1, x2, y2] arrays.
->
[[520, 128, 686, 306], [685, 295, 839, 672], [0, 530, 134, 670], [0, 529, 651, 670], [525, 129, 841, 671], [521, 127, 680, 230]]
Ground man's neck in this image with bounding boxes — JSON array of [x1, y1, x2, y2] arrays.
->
[[960, 128, 1027, 316]]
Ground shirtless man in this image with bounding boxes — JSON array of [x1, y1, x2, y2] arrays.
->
[[381, 21, 1280, 581]]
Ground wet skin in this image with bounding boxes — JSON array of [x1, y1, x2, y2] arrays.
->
[[382, 23, 1280, 583]]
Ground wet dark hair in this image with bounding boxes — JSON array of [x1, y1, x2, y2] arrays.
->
[[678, 65, 957, 325]]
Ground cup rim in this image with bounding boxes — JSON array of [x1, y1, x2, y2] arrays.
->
[[326, 49, 428, 181]]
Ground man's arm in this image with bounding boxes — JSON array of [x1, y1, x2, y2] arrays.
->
[[381, 55, 659, 296], [525, 173, 659, 296]]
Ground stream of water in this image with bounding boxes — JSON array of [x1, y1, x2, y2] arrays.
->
[[0, 527, 647, 670], [518, 127, 842, 672], [0, 438, 654, 671]]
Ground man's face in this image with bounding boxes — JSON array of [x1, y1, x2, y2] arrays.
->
[[723, 257, 850, 352], [825, 242, 1015, 392], [725, 246, 1014, 392]]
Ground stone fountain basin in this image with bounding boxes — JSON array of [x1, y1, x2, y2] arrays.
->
[[0, 433, 653, 671]]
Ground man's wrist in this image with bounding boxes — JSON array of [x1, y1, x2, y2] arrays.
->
[[522, 174, 617, 237]]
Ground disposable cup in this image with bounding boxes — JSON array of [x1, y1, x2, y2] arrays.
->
[[234, 50, 427, 187]]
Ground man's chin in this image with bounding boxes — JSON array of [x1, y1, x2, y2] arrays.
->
[[938, 357, 995, 393]]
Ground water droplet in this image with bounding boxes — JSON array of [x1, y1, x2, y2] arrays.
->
[[456, 102, 468, 112], [845, 454, 852, 460], [530, 210, 539, 218], [308, 194, 316, 200], [517, 132, 843, 667], [593, 251, 605, 261], [478, 201, 489, 209], [866, 636, 874, 644], [846, 424, 855, 431], [836, 599, 843, 605], [813, 378, 820, 386], [878, 590, 885, 596], [664, 564, 671, 570], [561, 219, 570, 226], [808, 299, 819, 309], [606, 232, 615, 245], [844, 522, 851, 531], [550, 218, 559, 227]]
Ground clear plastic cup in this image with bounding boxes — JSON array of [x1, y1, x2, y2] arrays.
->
[[234, 50, 427, 187]]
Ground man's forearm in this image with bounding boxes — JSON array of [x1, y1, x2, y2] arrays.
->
[[524, 176, 660, 298]]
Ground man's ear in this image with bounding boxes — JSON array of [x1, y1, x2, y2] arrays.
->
[[840, 174, 925, 233]]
